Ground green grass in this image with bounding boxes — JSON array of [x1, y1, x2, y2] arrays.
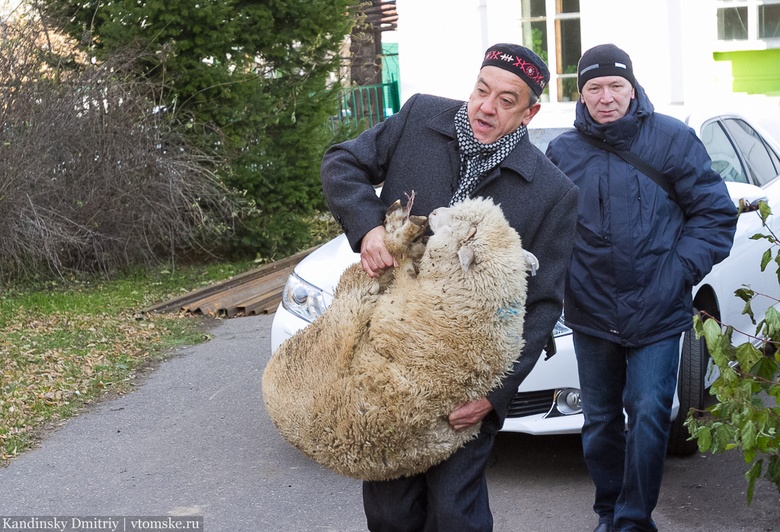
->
[[0, 260, 256, 463]]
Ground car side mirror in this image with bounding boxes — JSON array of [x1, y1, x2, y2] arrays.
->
[[724, 181, 768, 215]]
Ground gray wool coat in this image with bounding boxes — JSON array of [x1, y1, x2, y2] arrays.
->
[[321, 93, 578, 431]]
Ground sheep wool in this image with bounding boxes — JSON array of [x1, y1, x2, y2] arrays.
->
[[262, 196, 535, 481]]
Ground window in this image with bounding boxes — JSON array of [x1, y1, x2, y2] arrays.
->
[[716, 0, 780, 43], [723, 118, 780, 186], [760, 3, 780, 38], [521, 1, 548, 63], [700, 121, 748, 183], [718, 6, 748, 40], [521, 0, 581, 103]]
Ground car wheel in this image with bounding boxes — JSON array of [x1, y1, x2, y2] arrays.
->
[[667, 320, 709, 456]]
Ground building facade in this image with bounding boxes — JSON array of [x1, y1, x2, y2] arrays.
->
[[391, 0, 780, 108]]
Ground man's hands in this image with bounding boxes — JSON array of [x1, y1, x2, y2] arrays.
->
[[360, 226, 396, 277], [448, 398, 493, 432]]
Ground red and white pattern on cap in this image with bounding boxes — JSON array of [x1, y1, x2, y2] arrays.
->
[[513, 57, 547, 88], [483, 49, 548, 89]]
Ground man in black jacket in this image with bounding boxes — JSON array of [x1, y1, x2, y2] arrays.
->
[[321, 43, 577, 531], [547, 44, 738, 532]]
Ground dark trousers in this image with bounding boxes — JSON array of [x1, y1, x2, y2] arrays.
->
[[574, 331, 681, 532], [362, 430, 496, 532]]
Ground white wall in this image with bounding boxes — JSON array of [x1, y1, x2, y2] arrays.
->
[[1, 0, 25, 19], [578, 0, 677, 105], [679, 0, 735, 106], [395, 0, 525, 104], [395, 0, 483, 103]]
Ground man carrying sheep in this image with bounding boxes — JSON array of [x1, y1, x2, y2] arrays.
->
[[321, 43, 578, 532]]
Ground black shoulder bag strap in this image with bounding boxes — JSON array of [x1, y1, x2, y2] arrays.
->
[[577, 132, 677, 203]]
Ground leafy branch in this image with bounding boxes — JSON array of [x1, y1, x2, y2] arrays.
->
[[685, 201, 780, 504]]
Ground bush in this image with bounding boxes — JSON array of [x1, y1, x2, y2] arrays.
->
[[0, 18, 237, 280], [686, 201, 780, 503], [37, 0, 355, 258]]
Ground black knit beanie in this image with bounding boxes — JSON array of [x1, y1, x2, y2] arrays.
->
[[577, 44, 636, 92]]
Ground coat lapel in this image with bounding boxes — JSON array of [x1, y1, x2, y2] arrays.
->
[[426, 104, 462, 191]]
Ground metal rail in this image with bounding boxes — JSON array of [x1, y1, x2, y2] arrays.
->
[[143, 247, 316, 318]]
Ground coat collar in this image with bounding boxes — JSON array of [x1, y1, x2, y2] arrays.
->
[[573, 81, 655, 150], [426, 103, 539, 184]]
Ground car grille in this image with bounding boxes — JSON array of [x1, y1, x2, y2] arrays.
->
[[506, 389, 555, 418]]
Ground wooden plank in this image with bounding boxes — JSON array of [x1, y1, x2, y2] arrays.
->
[[142, 246, 317, 315], [236, 275, 290, 315], [183, 268, 292, 316]]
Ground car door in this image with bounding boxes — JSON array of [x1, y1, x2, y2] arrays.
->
[[697, 116, 780, 345]]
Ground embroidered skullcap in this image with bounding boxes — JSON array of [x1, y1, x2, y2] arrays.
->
[[577, 43, 636, 92], [481, 43, 550, 97]]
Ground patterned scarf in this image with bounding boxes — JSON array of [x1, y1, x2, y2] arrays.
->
[[451, 102, 526, 206]]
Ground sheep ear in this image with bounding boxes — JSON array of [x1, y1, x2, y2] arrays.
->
[[464, 225, 477, 241], [458, 245, 475, 272], [386, 199, 403, 217]]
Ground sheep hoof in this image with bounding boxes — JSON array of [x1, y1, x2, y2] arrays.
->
[[368, 280, 381, 295]]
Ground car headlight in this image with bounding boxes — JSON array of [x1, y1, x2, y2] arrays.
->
[[280, 272, 327, 323], [554, 388, 582, 415], [552, 314, 572, 337]]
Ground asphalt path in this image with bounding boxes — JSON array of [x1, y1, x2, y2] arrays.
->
[[0, 314, 778, 532]]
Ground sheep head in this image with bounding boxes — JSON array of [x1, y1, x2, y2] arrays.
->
[[427, 198, 539, 275]]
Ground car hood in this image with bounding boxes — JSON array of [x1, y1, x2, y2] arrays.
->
[[296, 234, 360, 297]]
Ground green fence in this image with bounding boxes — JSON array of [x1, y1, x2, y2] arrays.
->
[[330, 80, 400, 130]]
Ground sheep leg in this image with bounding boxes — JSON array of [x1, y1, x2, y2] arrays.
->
[[372, 200, 428, 293]]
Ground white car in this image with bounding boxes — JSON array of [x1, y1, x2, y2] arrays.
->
[[270, 110, 780, 456]]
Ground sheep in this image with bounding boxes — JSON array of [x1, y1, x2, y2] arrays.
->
[[261, 196, 537, 481]]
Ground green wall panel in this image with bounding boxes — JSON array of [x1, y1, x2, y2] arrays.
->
[[714, 48, 780, 95]]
